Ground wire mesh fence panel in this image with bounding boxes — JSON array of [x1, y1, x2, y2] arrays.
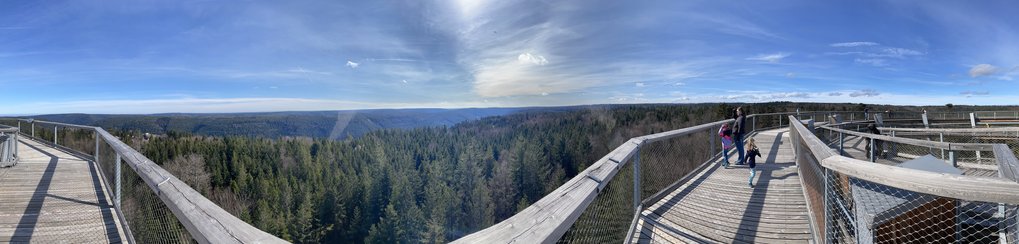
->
[[639, 130, 714, 202], [96, 133, 195, 244], [824, 170, 1019, 244], [56, 127, 97, 155], [557, 157, 635, 244]]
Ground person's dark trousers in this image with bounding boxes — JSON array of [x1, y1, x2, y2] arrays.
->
[[734, 133, 746, 163]]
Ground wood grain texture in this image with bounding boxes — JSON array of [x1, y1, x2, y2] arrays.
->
[[821, 126, 995, 151], [95, 129, 287, 244], [0, 138, 128, 243], [632, 128, 813, 244]]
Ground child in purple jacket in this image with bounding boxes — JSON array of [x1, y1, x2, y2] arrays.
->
[[719, 123, 734, 167]]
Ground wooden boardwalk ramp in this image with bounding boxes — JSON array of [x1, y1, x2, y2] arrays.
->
[[630, 128, 813, 243], [0, 138, 128, 243]]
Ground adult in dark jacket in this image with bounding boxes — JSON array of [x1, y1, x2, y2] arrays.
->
[[733, 107, 747, 164], [866, 123, 884, 158]]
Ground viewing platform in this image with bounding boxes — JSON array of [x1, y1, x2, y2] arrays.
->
[[0, 120, 287, 243], [0, 137, 127, 243], [633, 128, 812, 243], [457, 111, 1019, 244]]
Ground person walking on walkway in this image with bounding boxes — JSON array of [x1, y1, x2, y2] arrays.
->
[[745, 137, 762, 188], [718, 123, 735, 167], [733, 107, 747, 164], [866, 123, 885, 158]]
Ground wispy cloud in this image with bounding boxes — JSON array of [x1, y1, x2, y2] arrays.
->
[[855, 58, 888, 67], [831, 42, 879, 47], [969, 64, 997, 77], [872, 48, 923, 59], [849, 89, 880, 97], [346, 61, 360, 68], [746, 53, 790, 63], [960, 90, 989, 97]]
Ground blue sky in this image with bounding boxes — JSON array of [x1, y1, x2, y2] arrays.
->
[[2, 0, 1018, 114]]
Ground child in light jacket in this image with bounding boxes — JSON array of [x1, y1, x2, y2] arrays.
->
[[745, 138, 762, 188], [718, 123, 734, 167]]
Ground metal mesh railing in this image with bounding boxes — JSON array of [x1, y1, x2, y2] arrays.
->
[[824, 169, 1019, 243], [790, 116, 1019, 244], [0, 119, 197, 243], [816, 122, 1019, 179], [95, 133, 194, 243], [0, 127, 17, 167], [559, 112, 806, 243]]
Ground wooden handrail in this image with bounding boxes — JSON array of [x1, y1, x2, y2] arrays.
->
[[5, 119, 287, 244], [820, 125, 994, 151], [877, 127, 1019, 133], [455, 111, 851, 243], [790, 116, 1019, 205]]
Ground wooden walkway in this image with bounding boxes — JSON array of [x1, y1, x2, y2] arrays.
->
[[630, 128, 813, 243], [836, 134, 1000, 177], [0, 138, 128, 243]]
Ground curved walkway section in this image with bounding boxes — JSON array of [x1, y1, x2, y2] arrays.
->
[[0, 138, 127, 243], [631, 128, 812, 243]]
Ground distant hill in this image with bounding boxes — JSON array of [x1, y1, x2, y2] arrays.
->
[[27, 108, 524, 139]]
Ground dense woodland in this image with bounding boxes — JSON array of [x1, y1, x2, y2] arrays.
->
[[8, 102, 1006, 243]]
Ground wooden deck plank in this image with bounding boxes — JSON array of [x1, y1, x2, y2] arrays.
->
[[0, 138, 128, 243], [631, 128, 812, 243]]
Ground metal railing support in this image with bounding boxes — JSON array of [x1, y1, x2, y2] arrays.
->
[[116, 153, 122, 207], [869, 138, 876, 162], [752, 116, 756, 133], [948, 151, 956, 167], [53, 126, 58, 146], [710, 126, 716, 157], [633, 143, 642, 212], [31, 122, 34, 138], [940, 133, 945, 159], [94, 130, 99, 162], [838, 132, 844, 156]]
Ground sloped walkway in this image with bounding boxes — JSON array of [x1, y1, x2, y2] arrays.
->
[[0, 138, 128, 243], [630, 128, 812, 243]]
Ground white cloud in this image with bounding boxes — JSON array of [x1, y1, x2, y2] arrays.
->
[[541, 92, 549, 96], [830, 42, 879, 47], [877, 48, 923, 58], [746, 53, 790, 63], [960, 90, 990, 97], [346, 61, 360, 68], [635, 82, 645, 87], [855, 58, 888, 67], [674, 82, 686, 86], [828, 92, 843, 96], [849, 89, 880, 97], [517, 52, 549, 65], [401, 79, 408, 83], [969, 64, 998, 77], [785, 72, 795, 78]]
